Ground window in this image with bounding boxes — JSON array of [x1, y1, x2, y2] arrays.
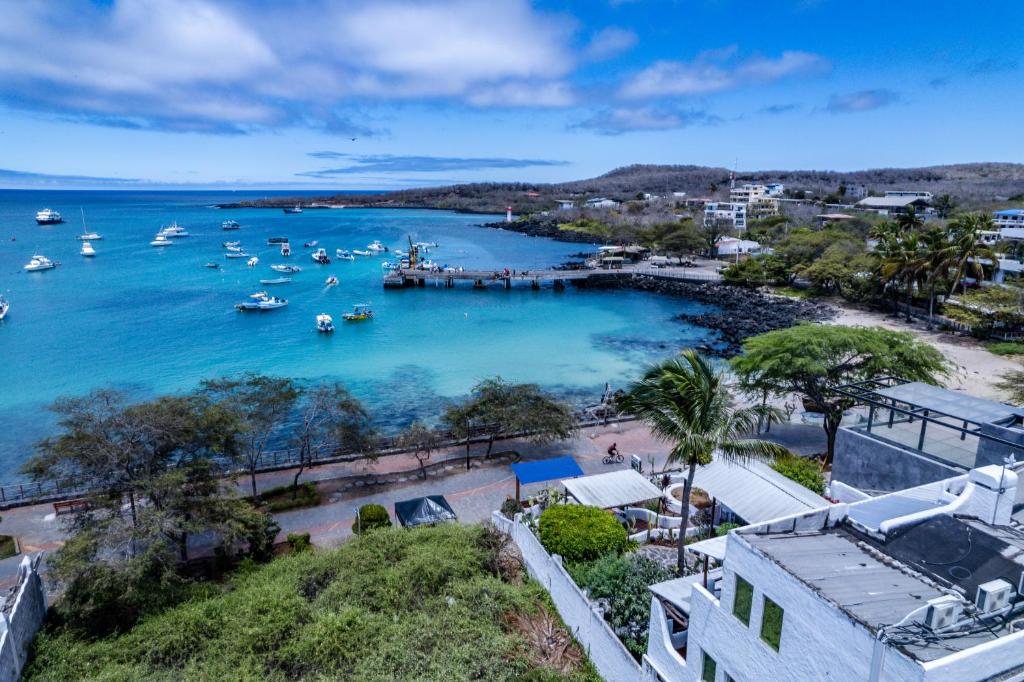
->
[[732, 575, 753, 626], [701, 651, 717, 681], [760, 596, 785, 651]]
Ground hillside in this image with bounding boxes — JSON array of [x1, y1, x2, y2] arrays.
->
[[224, 163, 1024, 214]]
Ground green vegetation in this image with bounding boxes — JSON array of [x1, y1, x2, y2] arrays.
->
[[732, 575, 753, 625], [771, 455, 826, 495], [760, 597, 785, 651], [558, 218, 611, 238], [537, 505, 628, 562], [732, 325, 948, 464], [996, 368, 1024, 406], [986, 341, 1024, 356], [714, 522, 741, 537], [620, 351, 786, 574], [354, 503, 392, 534], [26, 525, 599, 682], [286, 533, 312, 553], [568, 553, 673, 657], [0, 535, 17, 559], [259, 482, 320, 512]]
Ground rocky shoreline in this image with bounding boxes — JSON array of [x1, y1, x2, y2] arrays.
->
[[480, 218, 611, 244], [580, 274, 835, 356]]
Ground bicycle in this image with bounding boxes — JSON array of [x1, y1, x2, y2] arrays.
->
[[602, 451, 624, 465]]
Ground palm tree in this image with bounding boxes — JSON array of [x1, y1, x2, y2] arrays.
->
[[896, 205, 925, 234], [873, 223, 909, 317], [948, 213, 997, 296], [880, 231, 927, 322], [618, 351, 787, 574], [919, 226, 957, 328]]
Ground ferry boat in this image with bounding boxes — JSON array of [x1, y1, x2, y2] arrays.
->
[[0, 295, 8, 321], [24, 255, 57, 271], [283, 205, 303, 214], [221, 219, 240, 230], [311, 248, 331, 264], [342, 303, 373, 321], [35, 209, 63, 225], [151, 233, 173, 247], [316, 313, 335, 333], [271, 264, 301, 273], [80, 241, 96, 257]]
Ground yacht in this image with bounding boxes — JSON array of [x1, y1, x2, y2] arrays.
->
[[80, 241, 96, 257], [159, 222, 189, 238], [221, 219, 240, 230], [24, 255, 56, 271], [0, 295, 8, 321], [311, 248, 331, 264], [35, 209, 63, 225], [271, 264, 301, 273], [283, 205, 303, 214], [77, 208, 101, 240], [316, 313, 335, 333], [335, 249, 355, 261], [151, 233, 172, 247], [367, 240, 386, 252], [352, 249, 372, 257], [281, 242, 291, 257]]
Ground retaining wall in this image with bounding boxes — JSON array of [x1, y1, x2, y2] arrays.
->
[[0, 555, 47, 681]]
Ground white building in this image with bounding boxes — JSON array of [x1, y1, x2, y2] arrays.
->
[[884, 190, 934, 201], [728, 184, 779, 218], [585, 197, 619, 209], [704, 202, 747, 233], [556, 199, 575, 211], [729, 184, 769, 203], [715, 237, 762, 256], [643, 462, 1024, 682], [765, 183, 784, 197], [994, 209, 1024, 230], [846, 184, 868, 200]]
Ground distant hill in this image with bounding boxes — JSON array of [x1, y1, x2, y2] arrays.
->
[[225, 163, 1024, 214]]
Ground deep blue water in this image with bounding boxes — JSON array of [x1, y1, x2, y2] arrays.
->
[[0, 190, 715, 478]]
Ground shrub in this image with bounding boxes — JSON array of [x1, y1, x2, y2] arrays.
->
[[287, 533, 312, 553], [260, 482, 320, 512], [354, 504, 391, 534], [714, 522, 741, 537], [986, 341, 1024, 356], [537, 506, 627, 562], [771, 455, 826, 495], [500, 498, 522, 519]]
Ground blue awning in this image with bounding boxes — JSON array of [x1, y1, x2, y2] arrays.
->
[[511, 456, 584, 485]]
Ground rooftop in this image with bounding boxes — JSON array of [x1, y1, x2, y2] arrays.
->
[[995, 209, 1024, 217], [856, 196, 929, 208], [689, 458, 829, 524]]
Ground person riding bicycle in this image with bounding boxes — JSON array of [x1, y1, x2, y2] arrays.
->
[[607, 443, 619, 458]]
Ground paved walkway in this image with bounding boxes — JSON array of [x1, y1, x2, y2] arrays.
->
[[0, 420, 825, 585]]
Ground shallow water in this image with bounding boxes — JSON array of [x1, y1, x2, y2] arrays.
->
[[0, 190, 715, 477]]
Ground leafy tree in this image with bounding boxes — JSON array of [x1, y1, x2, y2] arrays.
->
[[442, 378, 576, 470], [619, 351, 786, 573], [918, 226, 957, 327], [731, 324, 948, 465], [537, 504, 628, 562], [722, 257, 768, 287], [996, 368, 1024, 406], [399, 421, 442, 479], [291, 383, 373, 494], [201, 373, 300, 498], [947, 212, 997, 295]]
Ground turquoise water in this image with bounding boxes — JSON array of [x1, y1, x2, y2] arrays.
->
[[0, 190, 715, 476]]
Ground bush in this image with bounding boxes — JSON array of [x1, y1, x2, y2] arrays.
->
[[287, 533, 312, 553], [714, 522, 741, 537], [500, 498, 522, 519], [771, 455, 826, 495], [537, 506, 627, 562], [259, 482, 320, 512], [986, 341, 1024, 356], [354, 504, 392, 534]]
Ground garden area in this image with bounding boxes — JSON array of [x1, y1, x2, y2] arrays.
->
[[25, 524, 599, 682]]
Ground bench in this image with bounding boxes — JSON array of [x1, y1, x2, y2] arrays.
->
[[52, 498, 90, 515]]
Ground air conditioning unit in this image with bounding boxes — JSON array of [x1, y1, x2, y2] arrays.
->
[[975, 579, 1014, 614], [924, 595, 962, 631]]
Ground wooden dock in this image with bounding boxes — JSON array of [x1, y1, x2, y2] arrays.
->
[[385, 266, 722, 290]]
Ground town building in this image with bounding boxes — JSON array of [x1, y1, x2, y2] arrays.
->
[[585, 197, 619, 209], [704, 202, 747, 233], [885, 190, 934, 201], [845, 184, 868, 200], [715, 237, 763, 257], [729, 184, 769, 203], [555, 199, 575, 211], [728, 184, 780, 219], [855, 195, 931, 215], [643, 459, 1024, 682], [995, 209, 1024, 230], [764, 183, 784, 197]]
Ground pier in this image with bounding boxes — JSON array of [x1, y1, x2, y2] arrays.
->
[[384, 262, 724, 290]]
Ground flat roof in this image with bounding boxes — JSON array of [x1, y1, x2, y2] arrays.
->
[[690, 458, 830, 524], [856, 196, 928, 208], [995, 209, 1024, 216], [561, 469, 662, 509], [875, 382, 1023, 424]]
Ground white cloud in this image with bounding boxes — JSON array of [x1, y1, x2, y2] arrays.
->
[[466, 81, 576, 108], [582, 27, 638, 62], [826, 89, 900, 113], [619, 48, 830, 99], [576, 106, 719, 135]]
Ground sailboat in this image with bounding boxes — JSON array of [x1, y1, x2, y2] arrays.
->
[[77, 208, 102, 241]]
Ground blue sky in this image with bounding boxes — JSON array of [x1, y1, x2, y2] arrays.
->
[[1, 0, 1021, 189]]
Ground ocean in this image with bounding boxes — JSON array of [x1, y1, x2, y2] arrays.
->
[[0, 190, 716, 478]]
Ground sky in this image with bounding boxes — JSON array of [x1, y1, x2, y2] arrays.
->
[[1, 0, 1022, 190]]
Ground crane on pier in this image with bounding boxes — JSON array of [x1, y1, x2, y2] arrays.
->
[[407, 235, 419, 269]]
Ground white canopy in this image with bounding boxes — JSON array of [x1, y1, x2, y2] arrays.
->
[[686, 534, 728, 561], [561, 469, 662, 509], [691, 458, 829, 524]]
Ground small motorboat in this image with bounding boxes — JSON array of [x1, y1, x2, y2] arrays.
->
[[281, 242, 291, 257], [24, 255, 57, 271], [80, 241, 96, 257], [0, 295, 8, 321], [336, 249, 355, 261], [352, 249, 372, 257], [222, 241, 240, 248], [311, 248, 331, 264], [222, 219, 240, 230], [316, 313, 334, 333], [258, 296, 288, 310], [381, 261, 398, 271], [225, 251, 249, 259], [247, 257, 259, 267], [325, 275, 339, 286], [271, 264, 301, 273], [77, 232, 102, 240], [151, 233, 173, 247], [393, 249, 407, 257], [205, 262, 221, 269], [342, 303, 373, 321], [225, 245, 242, 252], [283, 205, 303, 214], [267, 236, 289, 244], [236, 291, 286, 311], [260, 277, 291, 285], [304, 240, 318, 248], [367, 240, 386, 252]]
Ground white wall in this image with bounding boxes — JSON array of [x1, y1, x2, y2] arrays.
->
[[0, 555, 47, 682]]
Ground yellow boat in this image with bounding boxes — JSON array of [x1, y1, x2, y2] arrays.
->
[[342, 303, 373, 321]]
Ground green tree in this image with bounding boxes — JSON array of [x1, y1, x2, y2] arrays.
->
[[619, 351, 786, 573], [201, 373, 300, 498], [947, 212, 997, 295], [933, 194, 958, 219], [399, 421, 442, 479], [996, 368, 1024, 406], [722, 257, 768, 287], [731, 324, 948, 465], [442, 378, 577, 470], [918, 226, 957, 327], [896, 205, 925, 233], [879, 230, 927, 322], [291, 383, 374, 494]]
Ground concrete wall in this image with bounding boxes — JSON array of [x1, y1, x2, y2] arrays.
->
[[491, 513, 642, 682], [641, 598, 691, 681], [0, 555, 47, 682], [832, 427, 962, 493]]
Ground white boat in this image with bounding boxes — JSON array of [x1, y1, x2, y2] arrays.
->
[[258, 296, 288, 310], [225, 245, 242, 253], [222, 219, 240, 230], [271, 264, 301, 273], [77, 209, 101, 241], [316, 313, 334, 333], [259, 277, 291, 285], [281, 243, 291, 257], [247, 256, 259, 267], [151, 233, 173, 247], [222, 241, 240, 248], [325, 276, 339, 286], [311, 248, 331, 264], [35, 208, 63, 225], [0, 295, 8, 321], [352, 249, 373, 257], [367, 240, 386, 252], [304, 240, 318, 248], [159, 222, 189, 238], [335, 249, 355, 261], [381, 261, 398, 270], [393, 249, 407, 257], [24, 255, 56, 271], [80, 241, 95, 257], [225, 251, 249, 259], [283, 205, 303, 214]]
